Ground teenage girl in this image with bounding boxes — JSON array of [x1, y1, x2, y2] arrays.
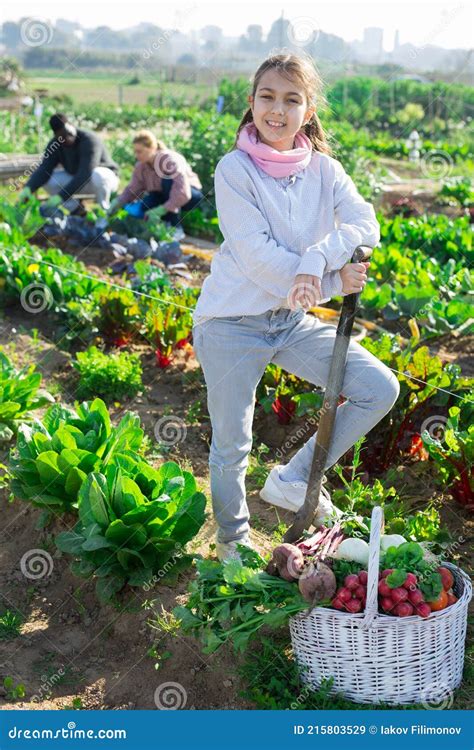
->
[[192, 53, 400, 561]]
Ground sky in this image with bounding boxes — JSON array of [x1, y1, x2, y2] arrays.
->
[[2, 0, 473, 51]]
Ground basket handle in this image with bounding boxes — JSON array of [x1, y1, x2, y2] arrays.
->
[[359, 506, 384, 630]]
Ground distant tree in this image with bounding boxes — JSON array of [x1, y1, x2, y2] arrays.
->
[[0, 56, 24, 91]]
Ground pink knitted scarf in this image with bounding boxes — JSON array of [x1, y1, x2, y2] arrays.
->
[[236, 122, 312, 177]]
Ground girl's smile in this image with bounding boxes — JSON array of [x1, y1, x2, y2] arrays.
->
[[248, 68, 314, 151]]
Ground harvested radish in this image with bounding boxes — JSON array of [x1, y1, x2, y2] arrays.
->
[[447, 592, 458, 606], [345, 598, 362, 613], [403, 572, 418, 589], [331, 597, 345, 610], [358, 571, 368, 585], [354, 585, 366, 600], [408, 588, 424, 606], [390, 587, 409, 604], [344, 574, 360, 591], [336, 587, 352, 603], [381, 597, 394, 612], [416, 603, 432, 618], [381, 569, 394, 578], [378, 580, 392, 597], [298, 561, 336, 604], [393, 602, 414, 617]]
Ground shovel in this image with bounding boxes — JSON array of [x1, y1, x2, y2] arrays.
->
[[284, 244, 374, 543]]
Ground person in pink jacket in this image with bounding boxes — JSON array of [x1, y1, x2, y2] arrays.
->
[[110, 129, 204, 226]]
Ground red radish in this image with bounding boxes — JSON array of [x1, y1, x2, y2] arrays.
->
[[337, 587, 352, 603], [381, 569, 394, 578], [416, 603, 432, 618], [447, 592, 458, 606], [358, 571, 368, 585], [331, 597, 345, 610], [403, 572, 417, 589], [378, 580, 392, 597], [345, 598, 362, 613], [354, 585, 366, 599], [344, 574, 360, 591], [408, 588, 424, 606], [381, 597, 395, 612], [394, 602, 414, 617], [390, 587, 409, 604]]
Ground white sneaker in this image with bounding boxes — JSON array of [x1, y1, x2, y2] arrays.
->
[[260, 465, 341, 524], [215, 537, 252, 562]]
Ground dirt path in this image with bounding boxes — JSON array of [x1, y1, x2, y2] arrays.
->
[[0, 238, 472, 710]]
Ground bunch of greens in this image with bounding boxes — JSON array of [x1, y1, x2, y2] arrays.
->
[[9, 398, 145, 521], [56, 461, 206, 602], [332, 438, 448, 543], [0, 195, 44, 239], [382, 542, 443, 602], [422, 397, 473, 509], [144, 288, 197, 368], [256, 363, 324, 424], [173, 547, 307, 654], [438, 176, 474, 208], [0, 244, 105, 312], [361, 334, 472, 471], [0, 353, 54, 443], [93, 288, 142, 348], [131, 260, 172, 294], [73, 346, 143, 403]]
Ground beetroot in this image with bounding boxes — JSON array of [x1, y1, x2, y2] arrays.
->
[[298, 562, 336, 604], [270, 543, 305, 582]]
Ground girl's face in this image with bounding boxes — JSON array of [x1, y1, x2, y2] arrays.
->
[[134, 143, 156, 164], [248, 68, 315, 151]]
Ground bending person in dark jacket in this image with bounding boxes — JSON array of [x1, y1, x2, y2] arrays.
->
[[19, 113, 119, 213]]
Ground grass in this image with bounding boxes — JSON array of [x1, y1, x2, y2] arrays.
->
[[0, 609, 23, 640], [239, 633, 474, 710], [24, 71, 214, 106]]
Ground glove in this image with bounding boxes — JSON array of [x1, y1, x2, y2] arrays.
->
[[18, 186, 32, 203], [44, 194, 62, 209], [107, 197, 122, 216], [145, 205, 166, 223]]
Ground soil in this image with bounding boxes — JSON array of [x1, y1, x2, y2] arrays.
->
[[0, 233, 472, 711]]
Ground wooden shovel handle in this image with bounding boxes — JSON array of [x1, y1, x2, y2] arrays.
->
[[283, 245, 374, 543]]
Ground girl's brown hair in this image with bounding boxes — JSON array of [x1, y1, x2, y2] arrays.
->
[[133, 129, 166, 151], [233, 52, 332, 155]]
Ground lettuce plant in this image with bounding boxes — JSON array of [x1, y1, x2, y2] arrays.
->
[[0, 353, 54, 443], [9, 398, 145, 519], [55, 461, 206, 601]]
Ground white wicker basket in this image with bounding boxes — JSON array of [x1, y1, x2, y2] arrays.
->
[[289, 506, 472, 705]]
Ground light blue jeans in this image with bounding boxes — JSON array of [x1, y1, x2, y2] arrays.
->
[[192, 308, 400, 544]]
